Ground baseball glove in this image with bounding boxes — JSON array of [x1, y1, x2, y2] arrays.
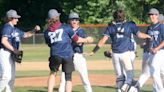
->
[[104, 50, 112, 58], [11, 50, 23, 63]]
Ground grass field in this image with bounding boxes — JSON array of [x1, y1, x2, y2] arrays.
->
[[12, 44, 151, 92], [22, 44, 143, 61], [13, 85, 152, 92]]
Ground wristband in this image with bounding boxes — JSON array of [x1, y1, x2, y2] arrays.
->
[[92, 45, 100, 53]]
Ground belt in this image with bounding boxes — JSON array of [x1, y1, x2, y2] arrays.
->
[[0, 48, 9, 51]]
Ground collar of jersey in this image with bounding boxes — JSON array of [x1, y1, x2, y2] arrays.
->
[[48, 22, 61, 32]]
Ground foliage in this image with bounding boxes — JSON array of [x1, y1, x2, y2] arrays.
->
[[0, 0, 163, 30]]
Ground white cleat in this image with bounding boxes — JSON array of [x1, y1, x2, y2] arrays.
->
[[129, 86, 138, 92], [121, 83, 130, 92]]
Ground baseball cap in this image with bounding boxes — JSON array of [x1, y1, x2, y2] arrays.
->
[[158, 14, 164, 22], [48, 9, 60, 19], [6, 9, 21, 18], [69, 12, 79, 19], [148, 8, 159, 15]]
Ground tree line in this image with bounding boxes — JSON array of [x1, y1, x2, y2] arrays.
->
[[0, 0, 163, 31]]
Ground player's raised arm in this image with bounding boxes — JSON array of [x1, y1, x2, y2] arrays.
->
[[23, 25, 40, 38], [86, 35, 109, 56]]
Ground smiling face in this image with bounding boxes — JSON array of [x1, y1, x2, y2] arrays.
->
[[69, 18, 79, 29], [149, 14, 159, 24], [10, 18, 19, 25]]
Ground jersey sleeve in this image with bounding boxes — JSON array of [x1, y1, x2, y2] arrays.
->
[[103, 26, 112, 37], [2, 26, 12, 37], [160, 24, 164, 40], [76, 28, 86, 38], [129, 21, 140, 35], [44, 30, 51, 47]]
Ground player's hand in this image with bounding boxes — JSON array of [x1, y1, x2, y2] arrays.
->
[[146, 35, 152, 39], [85, 36, 94, 43], [34, 25, 40, 31], [13, 49, 20, 55], [150, 48, 158, 54]]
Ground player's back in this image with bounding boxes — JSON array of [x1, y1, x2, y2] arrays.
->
[[44, 24, 74, 58]]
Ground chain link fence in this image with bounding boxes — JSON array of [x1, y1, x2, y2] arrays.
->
[[21, 24, 149, 44]]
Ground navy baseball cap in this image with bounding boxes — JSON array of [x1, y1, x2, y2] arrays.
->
[[48, 9, 60, 19], [148, 8, 159, 15], [69, 12, 79, 19], [6, 9, 21, 18]]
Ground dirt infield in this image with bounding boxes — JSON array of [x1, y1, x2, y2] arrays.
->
[[15, 60, 152, 87], [15, 75, 116, 87], [16, 60, 142, 71]]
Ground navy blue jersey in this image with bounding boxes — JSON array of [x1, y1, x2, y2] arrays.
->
[[44, 24, 77, 58], [103, 21, 139, 53], [0, 23, 24, 50], [145, 23, 164, 50], [72, 27, 86, 53]]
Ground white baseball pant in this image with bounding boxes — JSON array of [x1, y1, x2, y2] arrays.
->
[[0, 49, 15, 92], [123, 51, 135, 78], [149, 50, 164, 92], [58, 53, 92, 92], [112, 51, 134, 91], [137, 52, 151, 88]]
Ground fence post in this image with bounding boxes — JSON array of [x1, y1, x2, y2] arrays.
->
[[32, 34, 36, 45]]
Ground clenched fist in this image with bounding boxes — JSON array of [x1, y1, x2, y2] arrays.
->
[[86, 36, 94, 43]]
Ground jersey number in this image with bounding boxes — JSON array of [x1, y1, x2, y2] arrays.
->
[[48, 29, 63, 43], [116, 27, 124, 38]]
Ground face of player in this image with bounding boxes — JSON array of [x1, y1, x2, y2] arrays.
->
[[149, 14, 159, 24], [69, 18, 79, 29], [11, 18, 19, 25]]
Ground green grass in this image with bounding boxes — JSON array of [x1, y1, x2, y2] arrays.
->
[[14, 44, 150, 92], [16, 70, 142, 78], [13, 85, 152, 92], [21, 44, 143, 62]]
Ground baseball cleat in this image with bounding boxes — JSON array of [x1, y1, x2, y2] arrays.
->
[[129, 86, 138, 92], [121, 83, 130, 92]]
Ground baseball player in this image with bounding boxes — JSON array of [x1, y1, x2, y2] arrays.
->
[[134, 8, 164, 92], [58, 12, 92, 92], [90, 9, 151, 92], [0, 9, 40, 92], [44, 9, 93, 92]]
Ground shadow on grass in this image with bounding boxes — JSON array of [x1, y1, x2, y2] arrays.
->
[[27, 87, 56, 92], [100, 86, 151, 92], [27, 88, 80, 92]]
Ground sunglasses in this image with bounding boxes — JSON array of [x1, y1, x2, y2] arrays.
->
[[148, 14, 158, 16], [70, 18, 79, 21], [12, 17, 18, 19]]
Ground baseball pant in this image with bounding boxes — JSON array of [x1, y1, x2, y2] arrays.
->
[[137, 52, 151, 88], [130, 51, 136, 63], [149, 50, 164, 92], [58, 53, 92, 92], [123, 51, 135, 79], [0, 49, 15, 92], [112, 51, 134, 90]]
